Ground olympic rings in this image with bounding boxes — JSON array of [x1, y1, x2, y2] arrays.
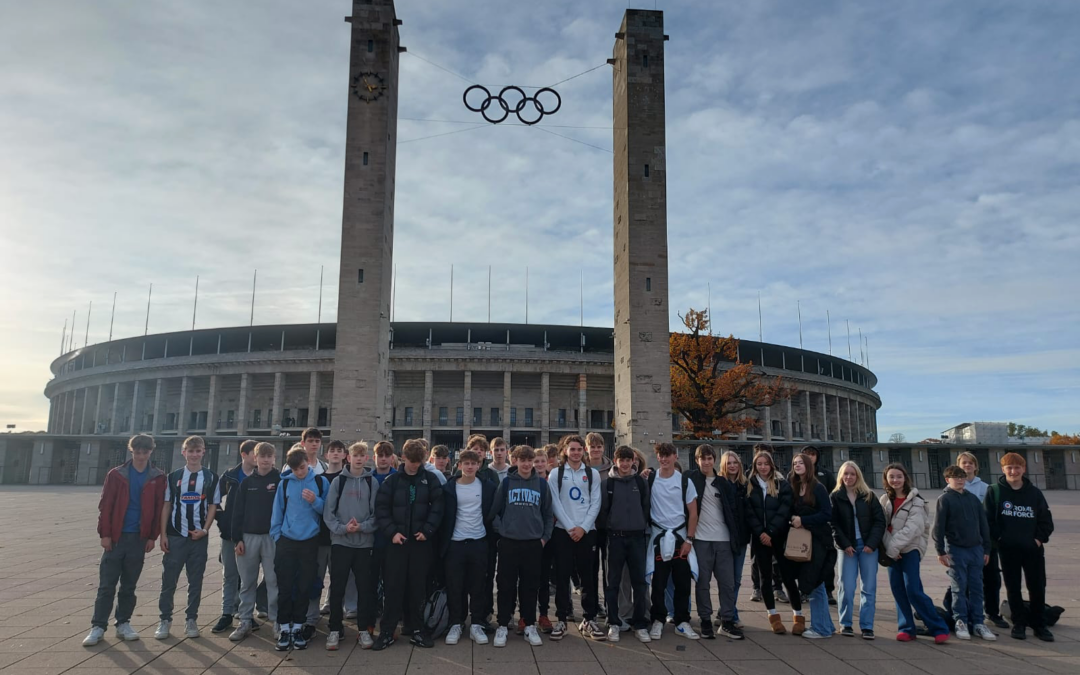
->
[[463, 84, 562, 125]]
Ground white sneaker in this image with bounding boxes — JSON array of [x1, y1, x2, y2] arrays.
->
[[320, 602, 331, 615], [802, 628, 831, 639], [184, 619, 200, 638], [229, 621, 252, 642], [607, 625, 621, 642], [649, 620, 664, 640], [470, 624, 489, 645], [344, 609, 358, 620], [525, 625, 543, 646], [973, 624, 997, 641], [257, 609, 269, 619], [446, 624, 463, 645], [154, 620, 171, 640], [494, 626, 508, 647], [82, 626, 106, 646], [955, 620, 971, 640], [635, 628, 652, 643], [675, 622, 699, 640], [115, 623, 140, 641], [357, 630, 374, 649], [619, 618, 632, 632], [326, 630, 340, 650]]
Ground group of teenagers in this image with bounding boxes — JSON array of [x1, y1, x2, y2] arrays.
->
[[85, 427, 1057, 655]]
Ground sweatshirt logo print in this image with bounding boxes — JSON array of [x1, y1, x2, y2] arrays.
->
[[508, 488, 541, 507], [1001, 501, 1035, 518]]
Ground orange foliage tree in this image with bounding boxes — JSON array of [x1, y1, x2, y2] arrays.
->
[[1049, 432, 1080, 445], [670, 308, 797, 439]]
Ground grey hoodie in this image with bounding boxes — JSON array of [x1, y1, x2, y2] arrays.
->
[[491, 470, 554, 542], [323, 465, 379, 548]]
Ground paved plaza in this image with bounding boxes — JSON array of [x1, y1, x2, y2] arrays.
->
[[0, 486, 1078, 675]]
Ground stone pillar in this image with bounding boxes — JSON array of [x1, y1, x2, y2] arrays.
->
[[206, 374, 218, 434], [79, 389, 91, 435], [462, 371, 471, 446], [870, 407, 877, 442], [152, 378, 165, 435], [129, 380, 141, 434], [540, 372, 551, 446], [237, 374, 249, 436], [30, 440, 55, 484], [68, 391, 79, 435], [93, 385, 105, 435], [845, 398, 853, 443], [820, 393, 829, 442], [423, 370, 434, 440], [763, 406, 772, 441], [177, 376, 190, 436], [833, 396, 842, 442], [386, 370, 395, 437], [170, 439, 185, 471], [502, 371, 512, 441], [784, 397, 794, 441], [856, 401, 865, 443], [110, 383, 120, 435], [272, 373, 284, 428], [308, 372, 319, 430], [801, 390, 811, 440], [577, 374, 588, 438], [77, 440, 104, 485]]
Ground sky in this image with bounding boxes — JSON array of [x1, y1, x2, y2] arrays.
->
[[1, 0, 1078, 441]]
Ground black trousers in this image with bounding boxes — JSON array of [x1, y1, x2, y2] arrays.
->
[[1000, 545, 1046, 630], [537, 539, 556, 617], [751, 540, 802, 611], [650, 550, 692, 625], [445, 538, 489, 626], [482, 533, 499, 620], [751, 546, 784, 591], [497, 538, 542, 627], [328, 546, 375, 632], [607, 533, 649, 629], [553, 528, 599, 621], [594, 528, 608, 608], [380, 538, 433, 636], [274, 535, 319, 627]]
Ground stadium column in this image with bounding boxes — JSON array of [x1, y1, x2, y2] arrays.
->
[[845, 398, 853, 444], [56, 392, 65, 434], [763, 405, 772, 441], [272, 373, 284, 428], [308, 372, 319, 431], [502, 372, 512, 441], [206, 375, 218, 435], [79, 388, 90, 435], [820, 392, 829, 442], [109, 383, 120, 435], [69, 390, 79, 435], [801, 390, 811, 440], [784, 397, 794, 441], [151, 379, 164, 435], [177, 376, 190, 436], [540, 372, 550, 446], [237, 374, 248, 436], [462, 371, 471, 446], [423, 370, 433, 440], [577, 374, 588, 438], [128, 381, 141, 434], [94, 385, 105, 434], [833, 396, 843, 442], [855, 401, 863, 443]]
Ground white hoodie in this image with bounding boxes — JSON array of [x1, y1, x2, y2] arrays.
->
[[548, 461, 602, 532]]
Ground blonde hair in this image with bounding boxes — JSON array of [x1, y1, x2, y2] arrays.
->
[[348, 441, 369, 456], [748, 451, 780, 498], [719, 451, 747, 487], [833, 460, 874, 503], [957, 451, 979, 472]]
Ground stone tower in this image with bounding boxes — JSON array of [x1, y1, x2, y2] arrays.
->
[[331, 0, 401, 440], [612, 10, 672, 450]]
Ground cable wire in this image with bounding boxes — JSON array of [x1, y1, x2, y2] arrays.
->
[[398, 124, 491, 144], [400, 117, 616, 130], [405, 52, 475, 84], [534, 126, 612, 154]]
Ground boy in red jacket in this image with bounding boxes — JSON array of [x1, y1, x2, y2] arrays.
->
[[83, 434, 167, 646]]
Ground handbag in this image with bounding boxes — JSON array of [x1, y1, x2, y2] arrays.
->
[[878, 547, 894, 568], [784, 527, 812, 562]]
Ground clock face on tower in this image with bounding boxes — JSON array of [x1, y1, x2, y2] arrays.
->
[[351, 72, 387, 103]]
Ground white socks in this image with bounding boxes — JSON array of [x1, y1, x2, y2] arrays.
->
[[768, 609, 779, 616]]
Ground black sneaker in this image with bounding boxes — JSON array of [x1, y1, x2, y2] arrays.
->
[[275, 629, 292, 651], [250, 619, 261, 631], [292, 627, 308, 650], [300, 624, 316, 642], [800, 594, 809, 604], [1010, 625, 1026, 640], [750, 588, 762, 603], [841, 626, 854, 637], [861, 629, 875, 640], [1033, 627, 1054, 642], [699, 619, 714, 640], [988, 615, 1010, 629], [372, 632, 396, 651], [477, 620, 496, 634], [828, 595, 837, 606], [720, 621, 744, 640], [775, 589, 789, 604], [410, 630, 434, 648], [211, 615, 233, 634]]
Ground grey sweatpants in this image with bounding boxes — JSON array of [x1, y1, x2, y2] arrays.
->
[[694, 539, 736, 622], [159, 535, 209, 621], [221, 538, 240, 616], [236, 533, 278, 625]]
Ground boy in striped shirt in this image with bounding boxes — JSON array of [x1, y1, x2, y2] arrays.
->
[[155, 436, 221, 640]]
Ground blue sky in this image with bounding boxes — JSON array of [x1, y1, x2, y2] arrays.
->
[[1, 0, 1078, 441]]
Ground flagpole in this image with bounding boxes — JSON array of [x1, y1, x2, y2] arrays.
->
[[846, 320, 852, 361], [757, 292, 763, 342], [450, 264, 454, 322], [108, 292, 116, 343], [144, 284, 152, 337], [826, 310, 832, 355], [60, 319, 67, 356], [84, 301, 92, 347], [797, 300, 803, 349]]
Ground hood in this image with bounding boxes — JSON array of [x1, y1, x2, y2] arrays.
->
[[504, 470, 542, 487], [996, 474, 1032, 491], [341, 464, 368, 480], [591, 457, 614, 473], [607, 466, 638, 481]]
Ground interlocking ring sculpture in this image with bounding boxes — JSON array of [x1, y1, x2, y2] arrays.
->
[[463, 85, 561, 125]]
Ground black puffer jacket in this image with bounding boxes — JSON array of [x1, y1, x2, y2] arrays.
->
[[375, 468, 445, 540], [725, 477, 752, 546], [792, 482, 833, 594], [745, 476, 793, 542], [830, 489, 887, 551]]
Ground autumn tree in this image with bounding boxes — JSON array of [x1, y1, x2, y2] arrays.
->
[[670, 308, 796, 439], [1049, 432, 1080, 446]]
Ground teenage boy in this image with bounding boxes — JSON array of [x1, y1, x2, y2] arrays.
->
[[490, 437, 511, 483], [462, 434, 499, 629], [600, 445, 651, 644], [301, 427, 327, 475], [491, 445, 554, 647], [933, 465, 994, 641], [212, 439, 258, 635], [373, 439, 445, 650], [686, 444, 743, 640], [307, 440, 347, 639], [323, 442, 379, 650], [442, 449, 497, 646], [83, 434, 167, 646], [586, 433, 613, 620], [548, 434, 603, 640], [984, 453, 1055, 641], [229, 442, 280, 642], [271, 446, 330, 651], [647, 443, 699, 641], [155, 436, 221, 640], [430, 445, 452, 480]]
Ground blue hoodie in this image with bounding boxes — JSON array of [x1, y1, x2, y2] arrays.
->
[[271, 467, 329, 541]]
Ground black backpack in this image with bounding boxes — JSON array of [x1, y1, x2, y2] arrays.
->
[[647, 469, 690, 528], [329, 473, 374, 519], [280, 473, 328, 519]]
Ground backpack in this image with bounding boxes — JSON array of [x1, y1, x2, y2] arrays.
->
[[557, 463, 596, 502], [422, 587, 449, 638], [281, 473, 328, 520], [330, 473, 374, 519]]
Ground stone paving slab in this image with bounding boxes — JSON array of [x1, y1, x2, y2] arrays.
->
[[0, 485, 1077, 674]]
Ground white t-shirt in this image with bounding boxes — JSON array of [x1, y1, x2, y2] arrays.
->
[[452, 479, 486, 541], [696, 477, 730, 542], [494, 464, 510, 484], [650, 470, 698, 531]]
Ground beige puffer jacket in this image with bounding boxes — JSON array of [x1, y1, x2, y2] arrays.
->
[[879, 487, 931, 560]]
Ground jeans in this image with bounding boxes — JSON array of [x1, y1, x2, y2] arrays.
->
[[888, 550, 947, 637], [732, 543, 747, 623], [837, 537, 877, 630], [236, 533, 278, 625], [92, 533, 147, 628], [946, 545, 984, 625], [694, 540, 736, 622], [809, 583, 834, 635], [220, 538, 240, 616], [159, 535, 209, 621]]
